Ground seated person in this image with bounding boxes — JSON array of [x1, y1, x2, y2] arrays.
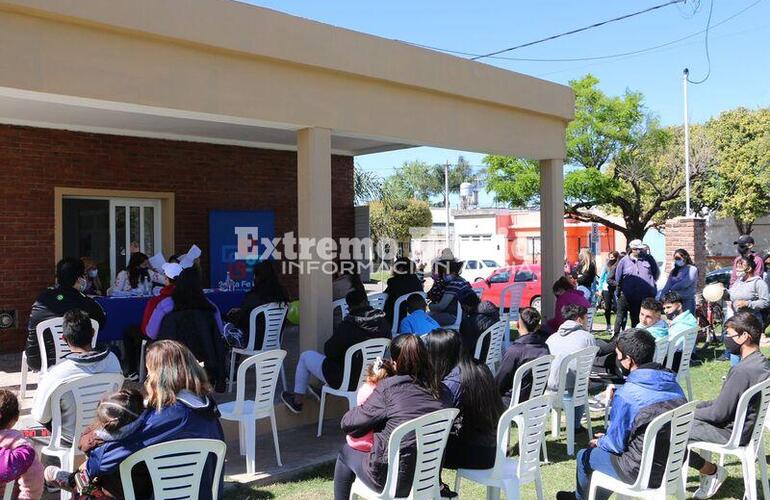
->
[[32, 310, 122, 445], [154, 268, 227, 392], [546, 276, 591, 333], [556, 328, 687, 500], [109, 252, 162, 295], [398, 294, 439, 336], [0, 389, 44, 499], [661, 291, 698, 370], [26, 257, 106, 371], [282, 289, 390, 413], [332, 264, 365, 301], [458, 292, 500, 359], [686, 312, 770, 499], [494, 307, 550, 406], [428, 260, 473, 326], [383, 257, 423, 327], [80, 257, 103, 296], [546, 304, 596, 430], [593, 297, 667, 382]]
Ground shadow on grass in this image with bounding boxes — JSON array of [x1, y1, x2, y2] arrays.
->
[[224, 463, 336, 500]]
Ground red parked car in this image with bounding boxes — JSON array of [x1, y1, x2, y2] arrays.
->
[[471, 264, 542, 312]]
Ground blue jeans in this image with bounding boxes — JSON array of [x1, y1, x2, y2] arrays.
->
[[576, 447, 620, 500]]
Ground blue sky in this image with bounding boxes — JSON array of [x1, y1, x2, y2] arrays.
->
[[244, 0, 769, 192]]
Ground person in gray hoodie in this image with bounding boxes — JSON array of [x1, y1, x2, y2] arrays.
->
[[727, 255, 769, 326], [32, 309, 122, 445], [546, 304, 596, 430]]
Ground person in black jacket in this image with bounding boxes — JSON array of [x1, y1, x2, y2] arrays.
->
[[686, 312, 770, 499], [382, 257, 423, 327], [26, 257, 106, 371], [334, 334, 451, 500], [157, 268, 227, 392], [494, 307, 550, 406], [282, 289, 390, 413], [458, 292, 500, 359]]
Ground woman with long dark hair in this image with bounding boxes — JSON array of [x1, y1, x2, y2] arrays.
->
[[658, 248, 698, 315], [334, 334, 450, 500], [110, 252, 159, 294], [424, 328, 463, 405], [597, 251, 620, 334], [226, 260, 290, 348]]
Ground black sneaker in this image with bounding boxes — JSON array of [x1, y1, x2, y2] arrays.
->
[[556, 492, 577, 500], [281, 392, 303, 414], [439, 483, 458, 499], [307, 384, 323, 402]]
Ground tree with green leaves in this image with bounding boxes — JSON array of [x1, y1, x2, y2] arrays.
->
[[381, 156, 474, 204], [485, 74, 713, 241], [353, 165, 382, 205], [700, 107, 770, 234], [369, 198, 432, 249]]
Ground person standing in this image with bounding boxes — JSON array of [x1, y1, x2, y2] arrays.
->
[[730, 235, 764, 286], [613, 240, 659, 335], [572, 249, 597, 300], [596, 251, 620, 334], [658, 248, 699, 315]]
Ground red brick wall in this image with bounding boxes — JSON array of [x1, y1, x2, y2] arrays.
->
[[0, 124, 354, 352]]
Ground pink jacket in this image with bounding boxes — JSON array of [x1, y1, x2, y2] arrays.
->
[[0, 429, 43, 500], [547, 288, 591, 333], [346, 382, 376, 452]]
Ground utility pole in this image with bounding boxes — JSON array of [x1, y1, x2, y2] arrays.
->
[[444, 161, 450, 248], [683, 68, 691, 217]]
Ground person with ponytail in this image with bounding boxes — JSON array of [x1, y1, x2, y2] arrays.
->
[[334, 334, 451, 500]]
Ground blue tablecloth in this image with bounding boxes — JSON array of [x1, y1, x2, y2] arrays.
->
[[94, 291, 246, 341]]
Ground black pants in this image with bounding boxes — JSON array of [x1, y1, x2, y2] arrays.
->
[[614, 293, 645, 335], [688, 420, 732, 470], [333, 445, 412, 500], [603, 286, 616, 327]]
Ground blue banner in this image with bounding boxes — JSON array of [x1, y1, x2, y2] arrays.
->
[[208, 210, 275, 290]]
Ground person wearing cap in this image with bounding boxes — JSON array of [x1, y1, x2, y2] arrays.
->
[[612, 240, 660, 335], [428, 259, 473, 327], [730, 235, 764, 286]]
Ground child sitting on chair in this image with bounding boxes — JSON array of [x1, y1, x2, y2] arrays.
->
[[346, 358, 396, 452], [45, 389, 144, 497], [398, 294, 439, 336], [0, 389, 44, 500]]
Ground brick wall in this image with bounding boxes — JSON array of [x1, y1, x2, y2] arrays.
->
[[664, 217, 707, 291], [0, 124, 354, 352]]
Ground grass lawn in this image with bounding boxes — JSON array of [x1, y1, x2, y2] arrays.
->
[[227, 342, 769, 499]]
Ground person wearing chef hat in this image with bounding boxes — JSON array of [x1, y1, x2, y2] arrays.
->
[[140, 262, 183, 336]]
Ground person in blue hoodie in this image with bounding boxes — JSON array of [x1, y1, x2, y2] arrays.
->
[[83, 340, 225, 499], [557, 328, 687, 500], [398, 293, 440, 336]]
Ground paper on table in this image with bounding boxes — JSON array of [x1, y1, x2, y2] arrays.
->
[[149, 252, 166, 271]]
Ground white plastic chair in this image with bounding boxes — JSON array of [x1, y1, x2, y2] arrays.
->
[[455, 394, 552, 500], [119, 438, 226, 500], [588, 401, 698, 500], [585, 307, 596, 333], [472, 320, 507, 375], [391, 291, 427, 336], [1, 479, 14, 500], [42, 372, 124, 500], [499, 282, 526, 349], [665, 326, 698, 400], [20, 317, 100, 399], [227, 303, 288, 393], [333, 298, 350, 319], [688, 378, 770, 500], [549, 346, 600, 456], [317, 337, 390, 437], [367, 292, 388, 311], [350, 408, 459, 500], [653, 337, 669, 365], [510, 355, 555, 463], [220, 350, 286, 471]]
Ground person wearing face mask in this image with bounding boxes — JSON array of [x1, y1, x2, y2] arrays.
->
[[685, 312, 770, 499], [661, 292, 699, 371], [658, 248, 698, 315], [557, 328, 686, 500], [730, 235, 764, 286], [80, 257, 103, 296], [109, 252, 162, 295], [25, 257, 107, 371], [596, 251, 620, 335], [613, 239, 660, 336], [726, 255, 769, 325]]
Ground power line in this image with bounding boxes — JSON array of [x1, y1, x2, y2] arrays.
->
[[400, 0, 762, 64], [469, 0, 686, 60], [687, 0, 714, 84]]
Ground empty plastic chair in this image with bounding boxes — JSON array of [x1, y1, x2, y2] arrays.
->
[[585, 307, 596, 334], [588, 401, 698, 500], [220, 350, 286, 471], [455, 394, 552, 500], [472, 320, 507, 375], [317, 338, 390, 437], [227, 303, 288, 393], [498, 283, 526, 349], [688, 378, 770, 500], [119, 439, 226, 500], [653, 337, 669, 365], [20, 317, 100, 399], [510, 355, 555, 463], [350, 408, 459, 499], [550, 346, 600, 456]]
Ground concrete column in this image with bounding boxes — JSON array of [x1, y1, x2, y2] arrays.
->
[[539, 159, 565, 322], [297, 127, 333, 352]]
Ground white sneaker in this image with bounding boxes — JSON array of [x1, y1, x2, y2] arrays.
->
[[693, 465, 727, 499]]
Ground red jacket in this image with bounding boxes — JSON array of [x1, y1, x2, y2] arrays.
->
[[140, 285, 174, 336]]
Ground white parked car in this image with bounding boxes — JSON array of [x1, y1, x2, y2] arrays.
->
[[462, 259, 501, 282]]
